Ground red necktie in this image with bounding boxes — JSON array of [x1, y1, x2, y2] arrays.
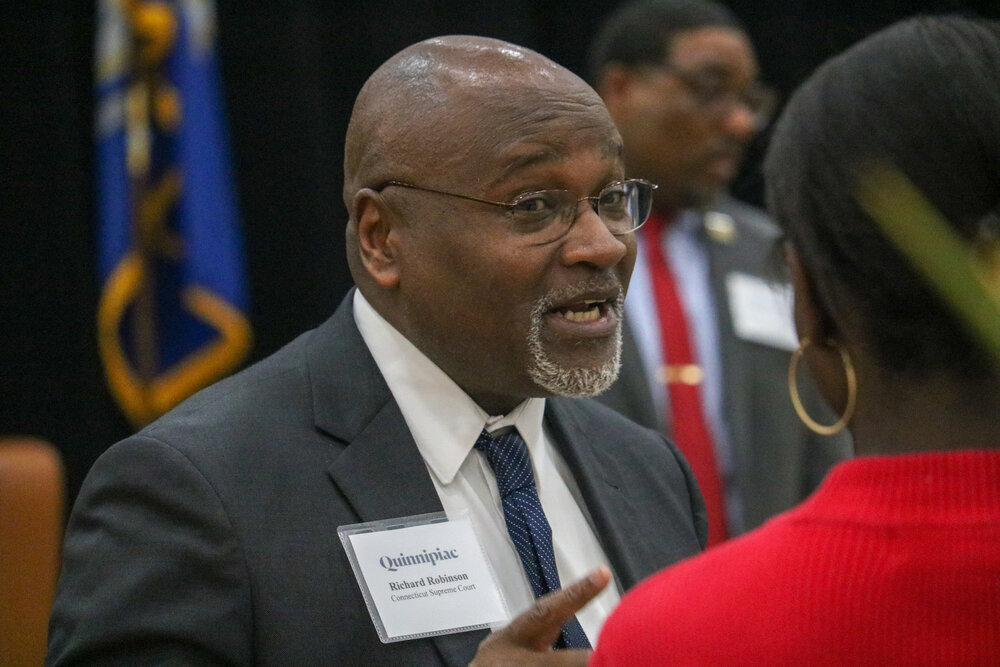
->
[[642, 212, 728, 548]]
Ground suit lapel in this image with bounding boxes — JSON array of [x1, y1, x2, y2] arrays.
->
[[702, 207, 746, 425], [327, 399, 442, 519], [304, 294, 439, 520], [702, 208, 754, 504], [544, 399, 660, 590], [309, 294, 488, 665]]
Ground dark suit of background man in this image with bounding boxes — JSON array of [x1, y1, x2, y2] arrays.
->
[[589, 0, 851, 546], [47, 35, 705, 666]]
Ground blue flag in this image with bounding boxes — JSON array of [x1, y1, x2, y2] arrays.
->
[[95, 0, 251, 426]]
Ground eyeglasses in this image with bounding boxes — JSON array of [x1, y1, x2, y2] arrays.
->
[[647, 64, 778, 129], [375, 178, 657, 245]]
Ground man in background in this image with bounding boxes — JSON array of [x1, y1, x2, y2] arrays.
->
[[589, 0, 851, 546]]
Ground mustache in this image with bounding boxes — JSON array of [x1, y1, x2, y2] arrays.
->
[[532, 275, 626, 316]]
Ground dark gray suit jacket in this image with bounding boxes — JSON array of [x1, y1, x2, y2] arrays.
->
[[47, 292, 706, 666], [598, 198, 851, 533]]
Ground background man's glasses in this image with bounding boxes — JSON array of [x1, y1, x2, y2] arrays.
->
[[646, 64, 778, 129], [375, 178, 657, 245]]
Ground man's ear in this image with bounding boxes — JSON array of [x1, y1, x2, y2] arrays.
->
[[594, 64, 635, 117], [351, 188, 401, 289]]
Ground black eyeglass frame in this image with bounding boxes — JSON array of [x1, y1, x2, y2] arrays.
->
[[373, 178, 658, 238], [639, 63, 778, 128]]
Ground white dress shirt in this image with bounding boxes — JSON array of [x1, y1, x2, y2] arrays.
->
[[352, 290, 621, 643]]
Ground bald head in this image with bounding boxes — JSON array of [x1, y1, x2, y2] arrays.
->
[[341, 36, 634, 411], [343, 35, 612, 204]]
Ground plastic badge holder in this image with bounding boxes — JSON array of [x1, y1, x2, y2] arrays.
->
[[338, 511, 509, 643]]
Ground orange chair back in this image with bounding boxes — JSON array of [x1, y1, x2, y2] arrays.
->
[[0, 437, 65, 667]]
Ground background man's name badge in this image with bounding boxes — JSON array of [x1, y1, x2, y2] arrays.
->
[[338, 512, 508, 643], [726, 272, 798, 352]]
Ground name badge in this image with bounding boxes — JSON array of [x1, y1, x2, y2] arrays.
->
[[338, 512, 508, 643], [726, 272, 799, 352]]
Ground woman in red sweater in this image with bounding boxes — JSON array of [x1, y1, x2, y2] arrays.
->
[[471, 14, 1000, 667], [587, 14, 1000, 666]]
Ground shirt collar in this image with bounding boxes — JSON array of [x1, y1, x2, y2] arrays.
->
[[352, 290, 546, 485]]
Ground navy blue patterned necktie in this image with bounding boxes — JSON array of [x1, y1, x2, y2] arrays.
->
[[474, 428, 591, 650]]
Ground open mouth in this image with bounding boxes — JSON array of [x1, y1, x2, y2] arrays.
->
[[550, 299, 612, 324], [532, 279, 625, 340]]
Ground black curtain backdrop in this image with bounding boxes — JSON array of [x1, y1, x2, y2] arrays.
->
[[4, 0, 997, 505]]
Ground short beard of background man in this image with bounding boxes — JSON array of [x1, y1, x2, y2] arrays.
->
[[528, 280, 626, 398]]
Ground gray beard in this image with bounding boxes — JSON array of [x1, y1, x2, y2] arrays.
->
[[526, 283, 624, 398]]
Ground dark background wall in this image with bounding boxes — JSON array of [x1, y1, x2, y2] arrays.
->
[[4, 0, 997, 505]]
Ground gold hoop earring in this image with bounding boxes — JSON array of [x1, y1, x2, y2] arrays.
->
[[788, 337, 857, 436]]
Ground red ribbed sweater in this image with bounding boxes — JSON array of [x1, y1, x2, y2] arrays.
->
[[591, 450, 1000, 666]]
